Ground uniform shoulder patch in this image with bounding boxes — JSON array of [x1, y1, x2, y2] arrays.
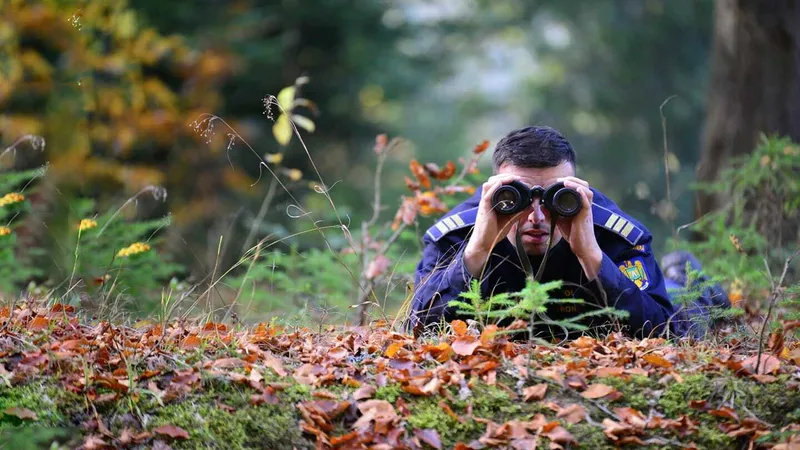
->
[[425, 207, 478, 242], [618, 257, 650, 290], [592, 203, 645, 246]]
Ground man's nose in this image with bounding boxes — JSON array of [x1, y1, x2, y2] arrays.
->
[[528, 200, 546, 224]]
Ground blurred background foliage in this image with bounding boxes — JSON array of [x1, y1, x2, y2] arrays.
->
[[1, 0, 798, 324]]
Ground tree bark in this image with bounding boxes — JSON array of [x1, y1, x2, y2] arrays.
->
[[696, 0, 800, 217]]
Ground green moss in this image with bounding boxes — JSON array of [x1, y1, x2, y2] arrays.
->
[[235, 405, 313, 450], [597, 375, 655, 411], [658, 374, 713, 417], [693, 424, 735, 449], [406, 399, 484, 448], [565, 423, 616, 450], [149, 400, 246, 449], [0, 380, 82, 428], [374, 384, 403, 403], [736, 375, 800, 425]]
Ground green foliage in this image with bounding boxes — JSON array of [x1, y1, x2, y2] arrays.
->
[[670, 135, 800, 315], [449, 278, 629, 336], [224, 247, 360, 325]]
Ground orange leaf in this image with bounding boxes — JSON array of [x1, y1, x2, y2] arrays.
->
[[451, 336, 481, 356], [450, 320, 467, 337], [409, 159, 431, 189], [709, 406, 740, 423], [384, 342, 403, 358], [473, 140, 490, 154], [642, 353, 672, 368], [29, 316, 49, 331], [353, 385, 376, 400], [742, 354, 780, 375], [153, 425, 190, 440], [581, 384, 618, 399], [181, 334, 201, 349]]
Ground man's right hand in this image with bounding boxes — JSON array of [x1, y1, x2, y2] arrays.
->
[[463, 175, 533, 277]]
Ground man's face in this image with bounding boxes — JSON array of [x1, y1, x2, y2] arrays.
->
[[497, 161, 576, 256]]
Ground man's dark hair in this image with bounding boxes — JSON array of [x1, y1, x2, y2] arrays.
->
[[492, 126, 577, 172]]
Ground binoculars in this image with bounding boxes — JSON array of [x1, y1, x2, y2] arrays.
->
[[491, 180, 582, 217]]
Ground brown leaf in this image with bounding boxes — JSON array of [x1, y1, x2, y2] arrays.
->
[[211, 357, 244, 368], [409, 159, 431, 189], [414, 428, 443, 449], [709, 406, 740, 422], [541, 422, 576, 445], [473, 140, 490, 154], [366, 255, 391, 280], [452, 336, 481, 356], [594, 366, 625, 378], [3, 407, 37, 421], [742, 354, 780, 375], [522, 384, 548, 402], [581, 383, 617, 399], [29, 316, 49, 331], [404, 176, 420, 192], [262, 351, 287, 377], [642, 353, 673, 368], [556, 404, 586, 425], [181, 334, 201, 349], [153, 425, 190, 440], [353, 385, 376, 400]]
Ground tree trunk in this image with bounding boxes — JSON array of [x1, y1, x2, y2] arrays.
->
[[696, 0, 800, 217]]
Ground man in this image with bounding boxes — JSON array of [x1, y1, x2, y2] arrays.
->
[[408, 126, 728, 340]]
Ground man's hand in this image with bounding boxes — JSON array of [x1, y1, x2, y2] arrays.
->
[[463, 175, 533, 277], [554, 176, 602, 279]]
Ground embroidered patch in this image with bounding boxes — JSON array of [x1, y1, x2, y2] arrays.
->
[[618, 257, 650, 290]]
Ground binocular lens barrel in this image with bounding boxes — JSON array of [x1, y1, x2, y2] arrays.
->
[[490, 181, 582, 217]]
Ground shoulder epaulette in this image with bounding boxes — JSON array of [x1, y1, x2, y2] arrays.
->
[[592, 203, 644, 246], [425, 207, 478, 242]]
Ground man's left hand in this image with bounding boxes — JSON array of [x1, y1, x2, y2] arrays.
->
[[555, 176, 603, 279]]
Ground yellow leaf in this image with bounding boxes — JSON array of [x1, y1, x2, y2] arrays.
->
[[115, 10, 137, 40], [265, 153, 284, 164], [273, 114, 292, 146], [276, 86, 296, 112], [291, 114, 315, 133]]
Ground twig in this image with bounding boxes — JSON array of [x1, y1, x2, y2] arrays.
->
[[659, 95, 677, 239], [755, 247, 800, 373]]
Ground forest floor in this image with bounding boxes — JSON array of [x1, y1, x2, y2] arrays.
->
[[1, 300, 799, 450]]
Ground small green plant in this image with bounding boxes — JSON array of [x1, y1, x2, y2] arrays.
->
[[448, 278, 629, 341]]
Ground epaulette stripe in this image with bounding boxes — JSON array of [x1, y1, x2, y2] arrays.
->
[[604, 214, 619, 229], [451, 214, 465, 227], [613, 217, 627, 233], [620, 222, 635, 238], [592, 202, 645, 246]]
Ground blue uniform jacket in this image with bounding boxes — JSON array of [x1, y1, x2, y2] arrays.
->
[[409, 186, 684, 339]]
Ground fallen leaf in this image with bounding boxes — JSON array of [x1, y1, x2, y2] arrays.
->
[[709, 406, 740, 423], [556, 404, 586, 425], [153, 425, 190, 440], [384, 342, 403, 358], [29, 316, 49, 331], [451, 320, 468, 337], [452, 336, 481, 356], [522, 384, 548, 402], [3, 407, 37, 420], [581, 383, 617, 399], [353, 385, 376, 400], [643, 353, 673, 368], [742, 354, 780, 375], [414, 428, 443, 449]]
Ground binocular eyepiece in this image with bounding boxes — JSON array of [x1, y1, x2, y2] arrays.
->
[[491, 180, 582, 217]]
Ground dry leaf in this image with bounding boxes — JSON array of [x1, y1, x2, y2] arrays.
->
[[153, 425, 190, 440], [522, 384, 548, 402], [581, 383, 617, 399], [452, 336, 481, 356]]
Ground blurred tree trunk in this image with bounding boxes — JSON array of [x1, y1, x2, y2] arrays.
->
[[696, 0, 800, 217]]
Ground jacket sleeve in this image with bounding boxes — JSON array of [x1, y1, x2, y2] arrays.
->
[[407, 234, 475, 331], [587, 236, 684, 339]]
